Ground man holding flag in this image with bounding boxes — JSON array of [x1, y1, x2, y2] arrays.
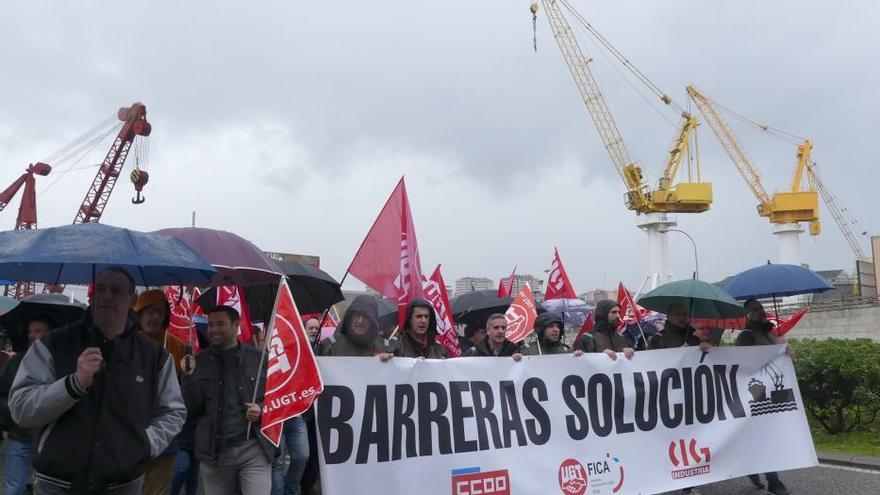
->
[[181, 306, 273, 495]]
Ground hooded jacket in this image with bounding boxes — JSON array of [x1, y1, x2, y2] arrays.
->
[[467, 337, 521, 357], [576, 300, 631, 353], [648, 320, 701, 349], [524, 311, 569, 355], [395, 298, 447, 359], [321, 295, 392, 357]]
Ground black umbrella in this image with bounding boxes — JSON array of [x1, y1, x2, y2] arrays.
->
[[197, 260, 344, 321], [450, 290, 513, 328], [0, 293, 87, 352]]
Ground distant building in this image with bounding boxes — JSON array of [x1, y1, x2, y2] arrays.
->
[[455, 277, 494, 296], [580, 289, 615, 305], [265, 251, 320, 270], [507, 274, 545, 299]]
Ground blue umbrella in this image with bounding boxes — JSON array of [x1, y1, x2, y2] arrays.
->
[[723, 262, 833, 300], [0, 223, 216, 286]]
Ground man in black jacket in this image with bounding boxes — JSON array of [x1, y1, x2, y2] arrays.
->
[[182, 305, 273, 495], [523, 311, 569, 355], [9, 267, 186, 494], [395, 298, 448, 359], [574, 300, 635, 360], [0, 315, 53, 495], [466, 313, 521, 358]]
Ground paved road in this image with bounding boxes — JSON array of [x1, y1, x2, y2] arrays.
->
[[660, 465, 880, 495]]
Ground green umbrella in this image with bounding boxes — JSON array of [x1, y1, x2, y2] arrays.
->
[[638, 279, 747, 320]]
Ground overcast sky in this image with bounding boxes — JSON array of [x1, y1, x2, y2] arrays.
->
[[1, 1, 877, 294]]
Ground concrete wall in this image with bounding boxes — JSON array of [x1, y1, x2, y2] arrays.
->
[[787, 303, 880, 341]]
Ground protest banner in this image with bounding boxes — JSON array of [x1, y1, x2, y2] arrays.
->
[[315, 346, 816, 495]]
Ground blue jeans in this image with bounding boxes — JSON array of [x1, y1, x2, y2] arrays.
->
[[169, 449, 199, 495], [4, 438, 33, 495], [269, 417, 310, 495]]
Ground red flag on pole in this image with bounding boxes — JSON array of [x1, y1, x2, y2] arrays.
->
[[571, 311, 594, 345], [192, 287, 205, 316], [545, 248, 577, 300], [216, 286, 256, 344], [163, 286, 200, 352], [347, 178, 425, 329], [260, 278, 324, 447], [497, 266, 517, 298], [770, 307, 809, 336], [617, 282, 648, 331], [504, 284, 538, 344], [423, 264, 461, 357]]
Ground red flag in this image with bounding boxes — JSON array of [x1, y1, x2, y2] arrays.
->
[[545, 248, 577, 300], [260, 279, 324, 446], [617, 282, 649, 331], [192, 287, 205, 316], [163, 286, 200, 352], [319, 311, 338, 341], [423, 264, 461, 357], [770, 307, 809, 336], [497, 266, 517, 298], [571, 311, 595, 345], [347, 178, 425, 329], [504, 284, 538, 343], [216, 286, 256, 344]]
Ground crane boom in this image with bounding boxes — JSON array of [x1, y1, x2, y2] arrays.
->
[[808, 164, 869, 261], [540, 0, 649, 211], [74, 103, 151, 224], [687, 86, 771, 209]]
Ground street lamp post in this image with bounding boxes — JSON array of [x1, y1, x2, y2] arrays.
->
[[660, 229, 699, 280]]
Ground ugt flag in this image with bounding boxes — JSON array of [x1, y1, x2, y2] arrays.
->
[[260, 278, 324, 446], [347, 177, 425, 329], [545, 248, 577, 300], [504, 284, 538, 344], [497, 266, 517, 298], [423, 264, 461, 357], [163, 285, 200, 352]]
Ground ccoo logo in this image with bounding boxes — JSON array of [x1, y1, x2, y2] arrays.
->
[[558, 458, 587, 495]]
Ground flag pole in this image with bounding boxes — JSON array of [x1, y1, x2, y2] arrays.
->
[[246, 275, 286, 440]]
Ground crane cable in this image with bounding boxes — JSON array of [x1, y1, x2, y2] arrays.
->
[[557, 0, 682, 113], [36, 123, 121, 198], [699, 93, 806, 146]]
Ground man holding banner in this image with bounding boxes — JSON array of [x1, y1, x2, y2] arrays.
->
[[574, 299, 635, 360], [466, 314, 521, 358], [320, 295, 394, 358], [394, 299, 448, 359]]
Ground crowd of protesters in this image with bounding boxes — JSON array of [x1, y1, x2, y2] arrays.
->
[[0, 267, 791, 495]]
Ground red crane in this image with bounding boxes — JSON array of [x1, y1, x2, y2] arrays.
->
[[0, 162, 52, 298], [75, 103, 152, 223]]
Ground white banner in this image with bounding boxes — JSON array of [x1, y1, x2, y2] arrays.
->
[[316, 346, 817, 495]]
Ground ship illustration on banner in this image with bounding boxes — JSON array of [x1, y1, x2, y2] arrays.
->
[[747, 362, 797, 416]]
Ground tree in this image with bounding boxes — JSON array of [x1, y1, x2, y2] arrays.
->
[[790, 338, 880, 434]]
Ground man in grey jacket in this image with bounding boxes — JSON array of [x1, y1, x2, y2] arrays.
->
[[9, 267, 186, 494]]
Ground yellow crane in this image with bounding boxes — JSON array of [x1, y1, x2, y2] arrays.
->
[[532, 1, 712, 288], [535, 1, 712, 214], [686, 85, 820, 265]]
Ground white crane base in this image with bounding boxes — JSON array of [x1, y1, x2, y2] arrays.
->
[[772, 222, 804, 267], [637, 213, 677, 291]]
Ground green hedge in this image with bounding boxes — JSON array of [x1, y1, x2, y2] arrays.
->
[[789, 338, 880, 434]]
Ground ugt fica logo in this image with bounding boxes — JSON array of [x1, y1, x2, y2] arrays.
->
[[748, 362, 798, 416], [668, 438, 711, 480], [560, 454, 625, 494], [558, 458, 588, 495], [451, 466, 510, 495]]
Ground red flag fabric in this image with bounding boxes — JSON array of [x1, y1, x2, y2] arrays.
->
[[319, 312, 338, 341], [260, 279, 324, 447], [571, 311, 594, 345], [690, 315, 747, 330], [163, 286, 200, 352], [504, 284, 538, 344], [497, 266, 517, 298], [617, 282, 649, 331], [192, 287, 205, 316], [347, 178, 425, 329], [545, 249, 577, 300], [216, 285, 256, 344], [423, 265, 461, 357], [770, 307, 809, 336]]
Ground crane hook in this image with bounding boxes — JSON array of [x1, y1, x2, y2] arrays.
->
[[130, 169, 149, 204]]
